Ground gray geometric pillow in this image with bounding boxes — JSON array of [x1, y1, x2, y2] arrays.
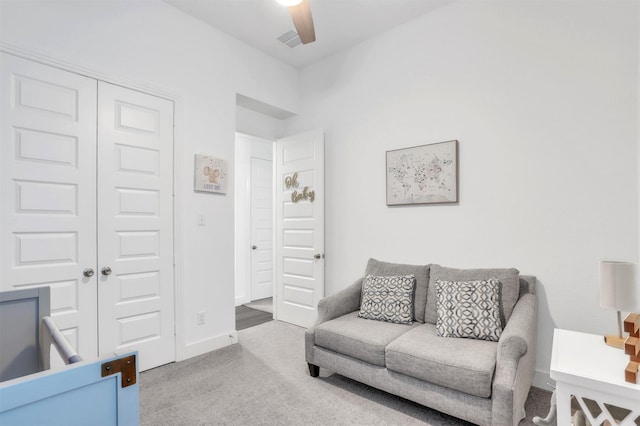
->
[[435, 278, 502, 342], [426, 265, 519, 326], [358, 274, 416, 325]]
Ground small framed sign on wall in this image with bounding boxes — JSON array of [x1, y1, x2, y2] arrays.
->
[[194, 154, 227, 194]]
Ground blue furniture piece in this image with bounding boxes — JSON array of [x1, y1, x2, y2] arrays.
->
[[0, 352, 140, 426], [0, 288, 140, 425], [0, 287, 51, 381]]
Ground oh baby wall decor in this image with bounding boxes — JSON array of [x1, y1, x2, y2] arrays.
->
[[285, 172, 315, 203]]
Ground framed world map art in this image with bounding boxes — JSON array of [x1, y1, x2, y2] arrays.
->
[[386, 140, 458, 206]]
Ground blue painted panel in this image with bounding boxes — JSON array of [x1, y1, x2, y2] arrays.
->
[[0, 352, 139, 426], [0, 287, 50, 381]]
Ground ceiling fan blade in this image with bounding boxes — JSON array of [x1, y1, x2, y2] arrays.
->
[[289, 0, 316, 44]]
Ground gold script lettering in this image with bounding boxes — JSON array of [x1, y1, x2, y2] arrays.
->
[[291, 186, 315, 203], [285, 172, 299, 190], [286, 172, 315, 203]]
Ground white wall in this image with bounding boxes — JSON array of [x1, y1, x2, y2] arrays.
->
[[0, 0, 298, 360], [286, 0, 640, 387], [236, 105, 286, 141]]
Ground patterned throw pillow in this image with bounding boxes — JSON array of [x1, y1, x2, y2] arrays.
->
[[435, 278, 503, 342], [358, 274, 416, 324]]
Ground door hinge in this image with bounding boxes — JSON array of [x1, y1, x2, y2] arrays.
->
[[101, 354, 137, 388]]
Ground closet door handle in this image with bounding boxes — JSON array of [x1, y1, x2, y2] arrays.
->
[[101, 266, 112, 276], [83, 268, 95, 277]]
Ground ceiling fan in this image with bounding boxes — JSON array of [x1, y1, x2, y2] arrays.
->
[[278, 0, 316, 44]]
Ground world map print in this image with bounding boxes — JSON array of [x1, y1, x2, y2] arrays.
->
[[386, 140, 457, 205]]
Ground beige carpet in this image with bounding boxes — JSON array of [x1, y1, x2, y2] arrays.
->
[[140, 320, 551, 425]]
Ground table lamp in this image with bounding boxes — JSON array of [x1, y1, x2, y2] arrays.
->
[[599, 261, 639, 348]]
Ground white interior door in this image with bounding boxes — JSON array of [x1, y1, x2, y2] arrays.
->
[[0, 53, 99, 359], [250, 157, 273, 301], [275, 130, 324, 328], [97, 82, 175, 371]]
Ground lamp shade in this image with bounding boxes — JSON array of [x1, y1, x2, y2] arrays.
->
[[599, 261, 639, 312]]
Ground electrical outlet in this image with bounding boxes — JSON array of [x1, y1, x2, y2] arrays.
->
[[197, 311, 206, 325]]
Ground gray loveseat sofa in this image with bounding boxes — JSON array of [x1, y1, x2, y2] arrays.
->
[[305, 259, 537, 426]]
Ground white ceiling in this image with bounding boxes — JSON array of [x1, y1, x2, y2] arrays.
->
[[164, 0, 453, 69]]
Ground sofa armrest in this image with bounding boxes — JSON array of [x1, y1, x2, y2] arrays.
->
[[305, 277, 363, 364], [491, 292, 537, 426], [315, 277, 363, 326]]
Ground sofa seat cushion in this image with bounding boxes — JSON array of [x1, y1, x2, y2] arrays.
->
[[315, 311, 417, 366], [385, 323, 497, 398]]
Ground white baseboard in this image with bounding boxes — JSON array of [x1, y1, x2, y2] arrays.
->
[[533, 368, 554, 391], [178, 332, 238, 361]]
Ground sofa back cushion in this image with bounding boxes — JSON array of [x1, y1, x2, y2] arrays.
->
[[365, 259, 430, 323], [426, 265, 520, 326]]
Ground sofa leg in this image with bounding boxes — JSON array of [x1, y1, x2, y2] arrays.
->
[[308, 363, 319, 377]]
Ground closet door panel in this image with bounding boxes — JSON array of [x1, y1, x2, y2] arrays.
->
[[0, 53, 98, 359], [97, 82, 175, 371]]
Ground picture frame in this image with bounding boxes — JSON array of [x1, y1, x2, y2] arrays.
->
[[194, 154, 227, 194], [386, 140, 458, 206]]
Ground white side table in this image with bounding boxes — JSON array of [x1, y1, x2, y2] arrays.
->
[[550, 328, 640, 426]]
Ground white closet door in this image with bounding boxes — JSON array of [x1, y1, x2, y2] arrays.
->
[[0, 53, 98, 358], [250, 156, 274, 301], [97, 82, 175, 370]]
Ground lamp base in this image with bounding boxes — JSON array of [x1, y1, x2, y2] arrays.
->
[[604, 334, 626, 349]]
